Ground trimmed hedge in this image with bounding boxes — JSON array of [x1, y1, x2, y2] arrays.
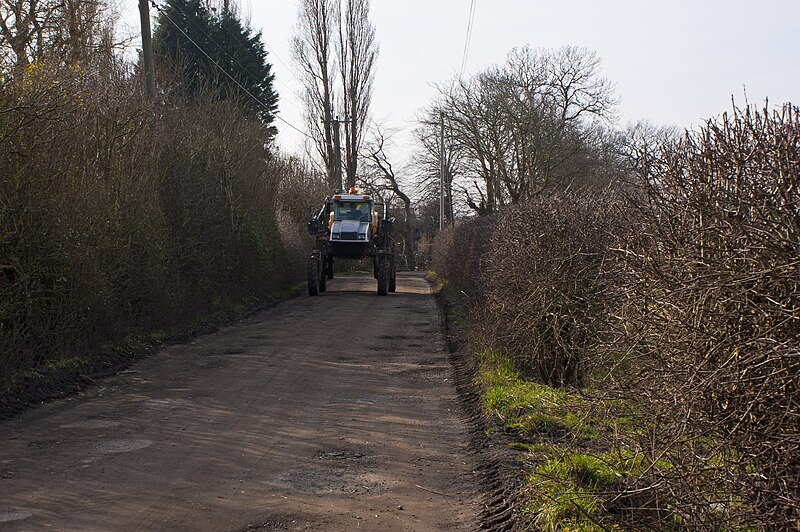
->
[[433, 103, 799, 528]]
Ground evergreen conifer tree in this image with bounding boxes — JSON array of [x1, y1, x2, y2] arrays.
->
[[214, 7, 277, 127], [153, 0, 214, 93], [153, 0, 278, 132]]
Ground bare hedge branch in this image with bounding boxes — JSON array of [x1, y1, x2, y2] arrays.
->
[[434, 101, 799, 528]]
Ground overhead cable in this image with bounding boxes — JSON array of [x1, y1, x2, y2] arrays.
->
[[460, 0, 477, 75], [150, 0, 312, 139]]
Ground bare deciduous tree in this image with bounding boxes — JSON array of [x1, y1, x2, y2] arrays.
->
[[410, 109, 462, 225], [362, 126, 415, 269], [0, 0, 119, 75], [337, 0, 376, 189], [619, 119, 679, 175], [53, 0, 108, 65], [0, 0, 58, 74], [421, 45, 618, 214], [292, 0, 337, 189], [292, 0, 377, 191]]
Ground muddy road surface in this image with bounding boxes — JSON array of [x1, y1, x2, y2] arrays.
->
[[0, 273, 480, 531]]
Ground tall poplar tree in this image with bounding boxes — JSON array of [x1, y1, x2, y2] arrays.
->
[[292, 0, 377, 190]]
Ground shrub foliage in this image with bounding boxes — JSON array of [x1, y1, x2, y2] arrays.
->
[[0, 64, 314, 384], [483, 188, 623, 387], [434, 102, 799, 528], [621, 103, 800, 527]]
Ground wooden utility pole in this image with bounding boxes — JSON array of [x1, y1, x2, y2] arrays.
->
[[333, 118, 344, 191], [139, 0, 156, 99], [439, 112, 445, 230]]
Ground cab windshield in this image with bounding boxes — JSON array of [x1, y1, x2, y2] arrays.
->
[[334, 201, 370, 222]]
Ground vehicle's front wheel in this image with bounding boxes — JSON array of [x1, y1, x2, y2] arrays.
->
[[388, 258, 397, 293], [377, 258, 389, 296], [307, 257, 319, 296]]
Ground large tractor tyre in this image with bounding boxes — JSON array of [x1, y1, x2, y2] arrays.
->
[[388, 260, 397, 293], [307, 258, 320, 296], [325, 256, 334, 279], [377, 258, 389, 296]]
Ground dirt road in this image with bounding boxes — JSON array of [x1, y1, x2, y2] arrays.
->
[[0, 273, 480, 531]]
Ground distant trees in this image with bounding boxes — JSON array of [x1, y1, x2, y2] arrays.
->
[[0, 0, 117, 75], [292, 0, 377, 190], [153, 0, 278, 131], [337, 0, 376, 189], [362, 126, 416, 269], [416, 46, 618, 215], [52, 0, 114, 66], [411, 111, 462, 226], [292, 0, 336, 186]]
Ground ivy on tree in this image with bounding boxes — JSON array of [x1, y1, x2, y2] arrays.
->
[[153, 0, 278, 131]]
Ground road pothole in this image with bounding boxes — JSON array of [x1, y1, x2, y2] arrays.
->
[[314, 449, 365, 461], [275, 468, 383, 495], [96, 439, 153, 453]]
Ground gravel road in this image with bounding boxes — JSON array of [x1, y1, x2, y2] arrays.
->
[[0, 272, 480, 531]]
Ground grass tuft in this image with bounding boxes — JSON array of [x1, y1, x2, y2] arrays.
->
[[476, 349, 678, 530]]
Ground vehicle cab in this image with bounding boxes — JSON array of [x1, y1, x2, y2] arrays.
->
[[328, 188, 378, 257]]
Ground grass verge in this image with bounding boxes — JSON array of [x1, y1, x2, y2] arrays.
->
[[474, 348, 680, 530], [428, 269, 762, 531], [477, 350, 616, 528]]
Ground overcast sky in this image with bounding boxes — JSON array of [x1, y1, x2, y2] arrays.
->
[[120, 0, 798, 164]]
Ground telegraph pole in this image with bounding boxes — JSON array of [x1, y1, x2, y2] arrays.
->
[[323, 116, 351, 192], [439, 112, 445, 230], [139, 0, 156, 99], [332, 118, 344, 191]]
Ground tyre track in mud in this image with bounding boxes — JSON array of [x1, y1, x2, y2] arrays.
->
[[0, 273, 480, 531], [434, 293, 525, 532]]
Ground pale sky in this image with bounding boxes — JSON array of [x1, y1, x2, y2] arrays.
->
[[120, 0, 799, 165]]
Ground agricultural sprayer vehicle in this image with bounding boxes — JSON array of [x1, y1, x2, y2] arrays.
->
[[306, 188, 397, 296]]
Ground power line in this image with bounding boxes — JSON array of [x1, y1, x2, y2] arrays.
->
[[260, 43, 305, 106], [261, 39, 303, 86], [151, 1, 312, 140], [201, 4, 306, 104], [460, 0, 477, 75], [154, 0, 304, 110]]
